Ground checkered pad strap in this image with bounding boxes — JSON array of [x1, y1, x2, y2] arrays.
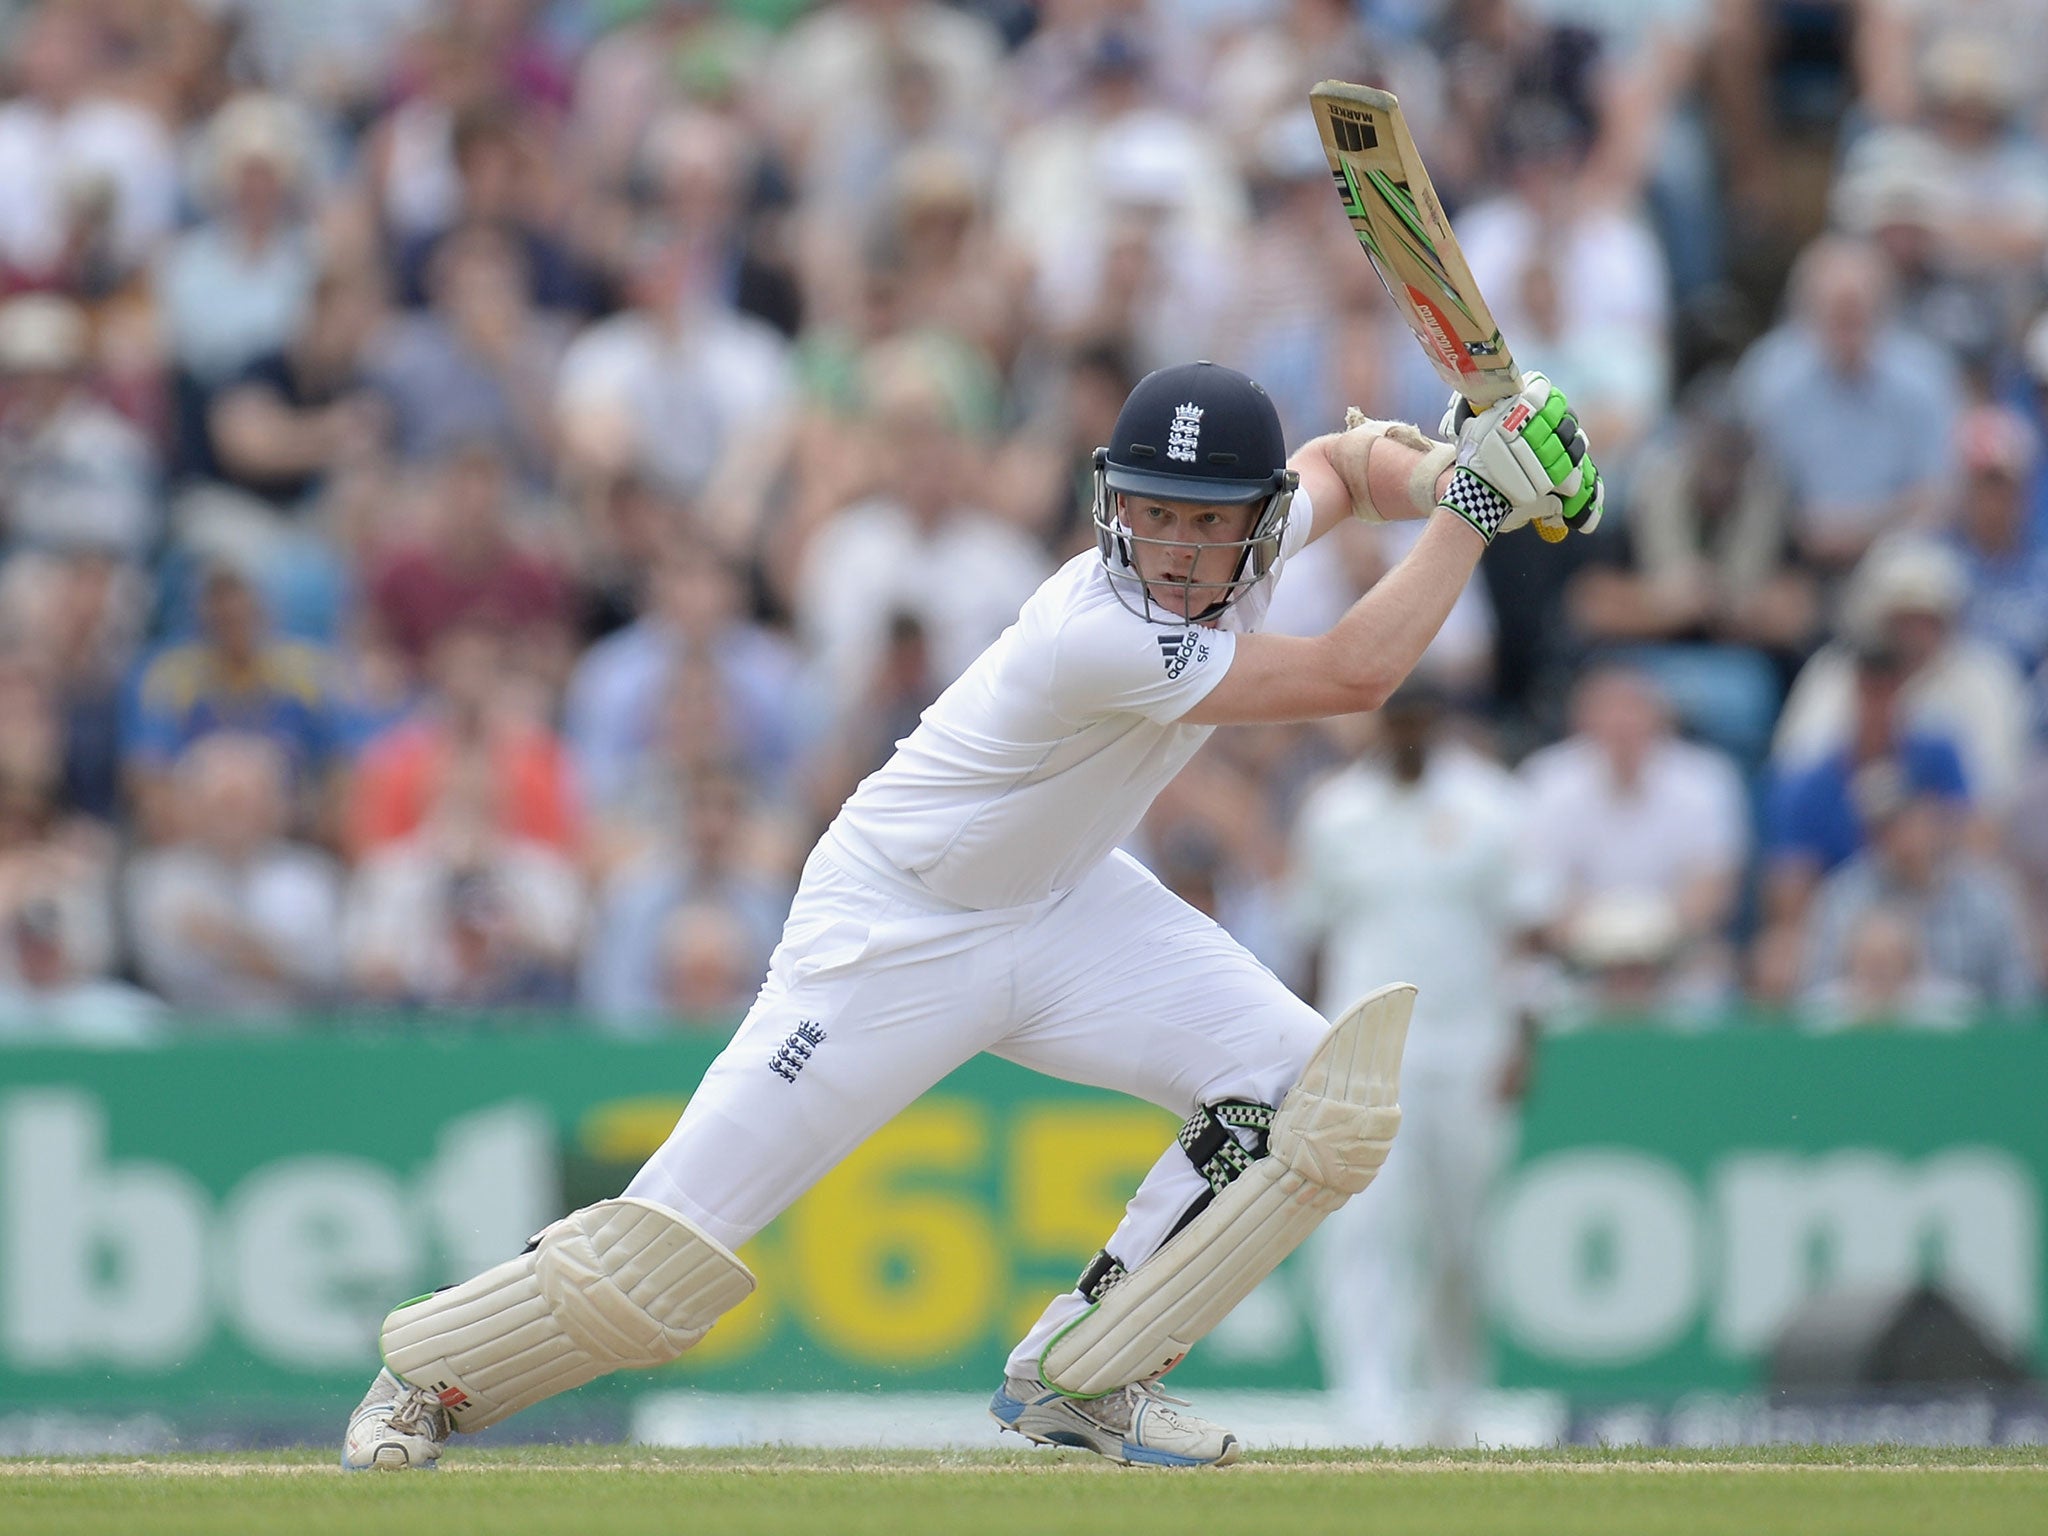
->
[[1177, 1101, 1275, 1194], [1438, 467, 1512, 544], [1077, 1250, 1129, 1303], [1072, 1101, 1275, 1305]]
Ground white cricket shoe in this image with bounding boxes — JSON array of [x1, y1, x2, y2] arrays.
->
[[342, 1368, 452, 1471], [989, 1374, 1240, 1467]]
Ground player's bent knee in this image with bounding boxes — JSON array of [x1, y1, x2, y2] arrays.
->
[[1039, 983, 1413, 1398], [380, 1198, 754, 1432]]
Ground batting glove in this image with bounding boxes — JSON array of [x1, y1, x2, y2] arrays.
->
[[1437, 373, 1603, 540]]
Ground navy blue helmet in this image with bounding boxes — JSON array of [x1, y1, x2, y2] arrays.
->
[[1092, 361, 1296, 623]]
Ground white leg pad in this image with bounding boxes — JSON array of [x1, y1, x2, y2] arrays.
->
[[380, 1197, 754, 1432], [1039, 983, 1412, 1398]]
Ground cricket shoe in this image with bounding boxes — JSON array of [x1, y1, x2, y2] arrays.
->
[[990, 1374, 1240, 1467], [342, 1367, 452, 1471]]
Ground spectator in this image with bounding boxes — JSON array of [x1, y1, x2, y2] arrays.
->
[[359, 16, 565, 252], [795, 339, 1048, 708], [207, 263, 393, 511], [0, 662, 117, 990], [1831, 133, 2005, 379], [1804, 902, 1975, 1031], [1772, 535, 2031, 810], [348, 620, 579, 857], [761, 0, 1003, 200], [1801, 768, 2037, 1012], [1546, 890, 1721, 1027], [0, 549, 144, 822], [1520, 0, 1724, 301], [869, 145, 1024, 370], [554, 228, 794, 504], [0, 897, 164, 1046], [1945, 405, 2048, 675], [997, 30, 1246, 365], [652, 899, 763, 1024], [1758, 635, 1970, 972], [638, 104, 801, 340], [393, 102, 597, 314], [1858, 3, 2048, 128], [0, 4, 178, 293], [1519, 665, 1751, 958], [343, 751, 585, 1012], [0, 294, 158, 562], [1566, 375, 1811, 763], [229, 0, 438, 122], [563, 535, 806, 817], [124, 734, 343, 1017], [369, 222, 571, 480], [571, 471, 690, 642], [570, 1, 772, 196], [124, 561, 341, 841], [1203, 0, 1382, 160], [581, 764, 794, 1028], [155, 94, 321, 472], [1841, 31, 2048, 282], [1732, 235, 1963, 574], [366, 441, 574, 676]]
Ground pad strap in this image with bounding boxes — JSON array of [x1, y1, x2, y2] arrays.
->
[[1077, 1101, 1276, 1304]]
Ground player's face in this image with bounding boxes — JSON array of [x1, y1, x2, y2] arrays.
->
[[1119, 493, 1259, 621]]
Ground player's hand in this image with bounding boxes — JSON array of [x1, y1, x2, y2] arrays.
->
[[1437, 373, 1602, 539]]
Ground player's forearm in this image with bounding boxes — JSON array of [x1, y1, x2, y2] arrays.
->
[[1314, 419, 1456, 525], [1319, 509, 1484, 706]]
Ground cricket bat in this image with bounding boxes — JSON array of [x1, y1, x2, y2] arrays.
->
[[1310, 79, 1569, 541]]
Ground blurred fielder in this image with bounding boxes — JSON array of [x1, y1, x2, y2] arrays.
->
[[345, 359, 1599, 1470], [1290, 685, 1554, 1444]]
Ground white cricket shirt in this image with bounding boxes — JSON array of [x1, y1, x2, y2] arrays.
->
[[831, 490, 1314, 910]]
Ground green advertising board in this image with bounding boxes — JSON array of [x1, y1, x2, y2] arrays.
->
[[0, 1032, 1325, 1429], [1488, 1030, 2048, 1398], [2, 1028, 2042, 1434]]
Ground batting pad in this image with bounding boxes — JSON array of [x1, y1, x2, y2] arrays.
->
[[381, 1197, 755, 1432], [1039, 983, 1412, 1398]]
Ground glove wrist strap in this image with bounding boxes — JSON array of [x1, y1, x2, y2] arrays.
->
[[1437, 468, 1510, 544]]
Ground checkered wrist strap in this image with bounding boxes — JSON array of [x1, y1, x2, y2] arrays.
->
[[1438, 467, 1511, 544]]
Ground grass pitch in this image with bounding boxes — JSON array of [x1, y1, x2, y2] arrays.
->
[[3, 1445, 2042, 1536]]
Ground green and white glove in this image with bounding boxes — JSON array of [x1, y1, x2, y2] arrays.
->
[[1435, 372, 1604, 542]]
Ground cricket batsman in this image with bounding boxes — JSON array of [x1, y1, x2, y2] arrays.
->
[[344, 359, 1600, 1470]]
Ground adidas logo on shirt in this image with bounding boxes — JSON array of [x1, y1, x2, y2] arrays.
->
[[1157, 630, 1207, 680]]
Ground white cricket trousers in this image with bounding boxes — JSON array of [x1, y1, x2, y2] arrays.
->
[[625, 826, 1331, 1379]]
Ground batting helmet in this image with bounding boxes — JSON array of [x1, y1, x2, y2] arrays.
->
[[1093, 361, 1297, 623]]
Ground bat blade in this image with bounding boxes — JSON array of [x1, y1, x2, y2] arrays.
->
[[1311, 79, 1568, 540]]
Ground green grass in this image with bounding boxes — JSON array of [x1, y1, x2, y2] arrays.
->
[[3, 1445, 2043, 1536]]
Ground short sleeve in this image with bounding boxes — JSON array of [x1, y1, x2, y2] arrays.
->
[[1047, 605, 1238, 725]]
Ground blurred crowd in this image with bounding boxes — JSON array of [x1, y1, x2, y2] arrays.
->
[[0, 0, 2041, 1044]]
